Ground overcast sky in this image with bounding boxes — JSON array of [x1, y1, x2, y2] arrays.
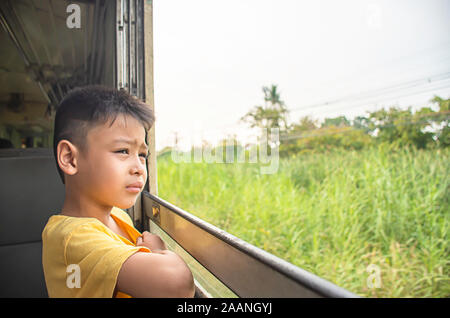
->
[[153, 0, 450, 151]]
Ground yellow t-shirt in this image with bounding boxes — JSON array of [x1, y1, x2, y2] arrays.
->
[[42, 207, 151, 298]]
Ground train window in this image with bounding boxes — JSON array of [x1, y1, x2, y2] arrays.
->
[[153, 0, 449, 298]]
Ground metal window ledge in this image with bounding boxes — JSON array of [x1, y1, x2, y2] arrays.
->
[[142, 191, 360, 298]]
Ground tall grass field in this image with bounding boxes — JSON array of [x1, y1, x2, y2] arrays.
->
[[157, 146, 449, 297]]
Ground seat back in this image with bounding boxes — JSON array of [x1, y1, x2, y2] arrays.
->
[[0, 149, 65, 297]]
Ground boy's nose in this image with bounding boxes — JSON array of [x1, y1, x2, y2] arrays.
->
[[130, 158, 146, 176], [130, 165, 145, 176]]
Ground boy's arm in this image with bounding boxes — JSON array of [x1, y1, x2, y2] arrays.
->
[[116, 232, 195, 298]]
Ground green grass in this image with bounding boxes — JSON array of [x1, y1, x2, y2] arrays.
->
[[157, 146, 449, 297]]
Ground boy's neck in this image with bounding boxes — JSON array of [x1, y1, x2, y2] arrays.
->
[[60, 189, 113, 225]]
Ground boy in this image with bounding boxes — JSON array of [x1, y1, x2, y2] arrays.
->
[[42, 85, 195, 298]]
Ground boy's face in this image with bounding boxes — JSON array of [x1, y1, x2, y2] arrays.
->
[[75, 114, 148, 210]]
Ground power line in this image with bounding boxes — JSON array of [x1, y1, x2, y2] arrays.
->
[[290, 71, 450, 113], [299, 80, 450, 115], [180, 81, 450, 144], [168, 70, 450, 139], [214, 67, 450, 132], [311, 56, 450, 110], [299, 41, 450, 100]]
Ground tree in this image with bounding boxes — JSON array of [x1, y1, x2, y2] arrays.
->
[[352, 116, 373, 133], [241, 84, 289, 132], [290, 116, 319, 133], [322, 116, 350, 128], [430, 95, 450, 147], [369, 106, 434, 149]]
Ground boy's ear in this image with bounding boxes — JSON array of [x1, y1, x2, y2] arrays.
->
[[57, 140, 80, 177]]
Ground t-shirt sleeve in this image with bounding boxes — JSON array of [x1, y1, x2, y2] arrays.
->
[[64, 223, 150, 298]]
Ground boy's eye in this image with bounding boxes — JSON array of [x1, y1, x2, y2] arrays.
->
[[116, 149, 148, 159]]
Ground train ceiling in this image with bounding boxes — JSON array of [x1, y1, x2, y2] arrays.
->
[[0, 0, 115, 114]]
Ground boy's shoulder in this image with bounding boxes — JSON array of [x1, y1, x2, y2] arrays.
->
[[41, 213, 99, 244], [41, 207, 133, 243]]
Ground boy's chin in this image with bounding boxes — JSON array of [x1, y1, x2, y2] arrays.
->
[[114, 198, 138, 210]]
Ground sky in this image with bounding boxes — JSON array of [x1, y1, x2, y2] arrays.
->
[[153, 0, 450, 151]]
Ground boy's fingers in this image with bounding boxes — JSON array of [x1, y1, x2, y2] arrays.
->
[[142, 231, 151, 240], [136, 236, 142, 245]]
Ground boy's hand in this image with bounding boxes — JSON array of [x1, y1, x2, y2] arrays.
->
[[136, 231, 167, 253]]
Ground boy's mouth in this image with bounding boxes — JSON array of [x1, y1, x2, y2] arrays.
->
[[126, 181, 144, 193]]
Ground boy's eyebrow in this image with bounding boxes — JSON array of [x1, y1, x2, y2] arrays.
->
[[112, 138, 148, 150]]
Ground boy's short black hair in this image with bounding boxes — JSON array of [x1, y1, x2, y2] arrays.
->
[[53, 85, 155, 184]]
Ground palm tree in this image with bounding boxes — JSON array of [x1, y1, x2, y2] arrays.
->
[[241, 84, 289, 132]]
